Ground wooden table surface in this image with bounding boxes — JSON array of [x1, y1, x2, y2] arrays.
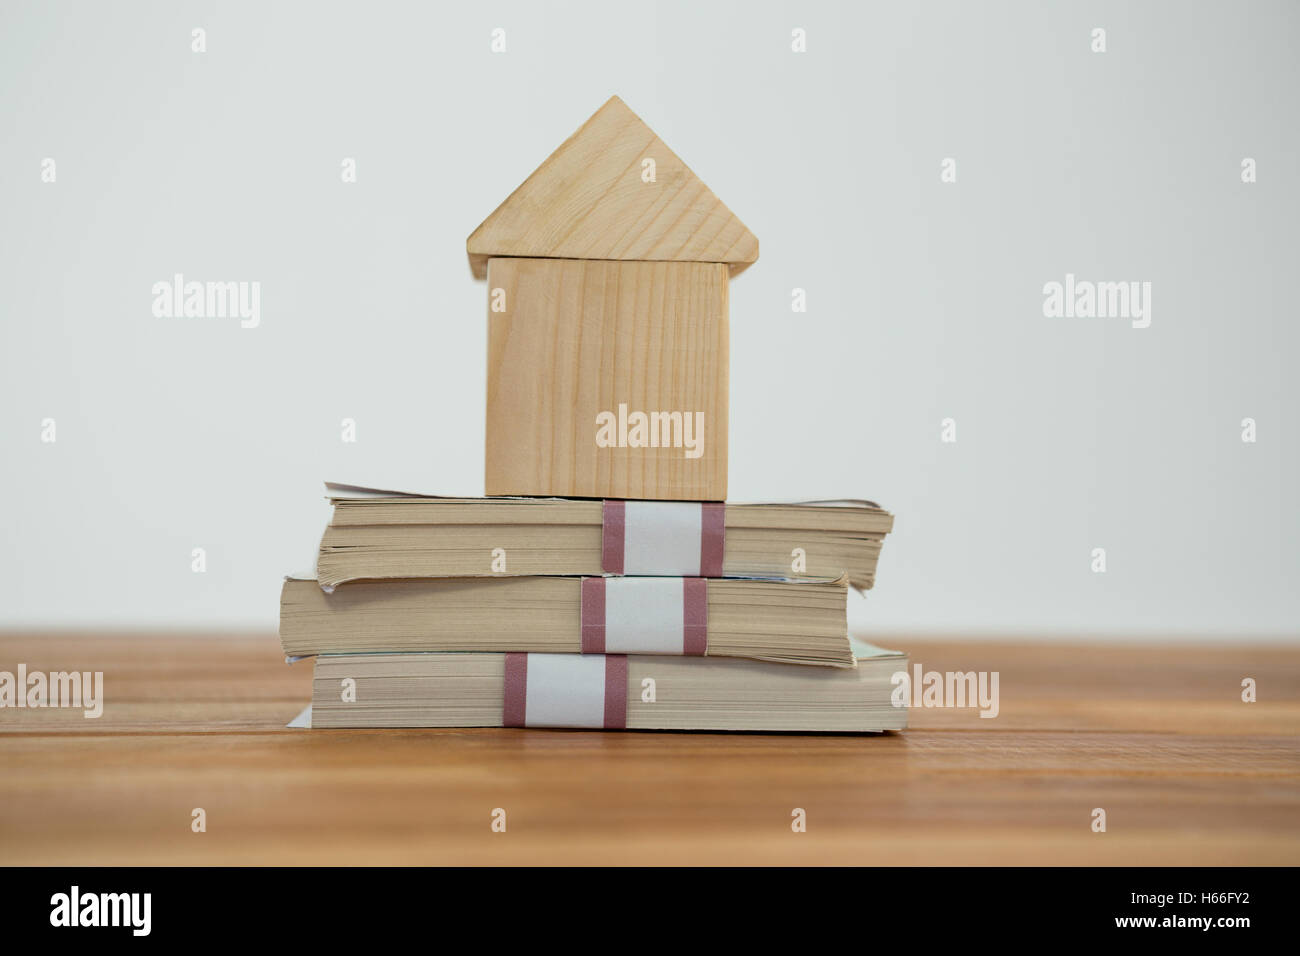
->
[[1, 634, 1297, 865]]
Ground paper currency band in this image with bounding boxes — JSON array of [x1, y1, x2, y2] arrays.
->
[[602, 500, 725, 576], [502, 652, 628, 729], [580, 576, 707, 656]]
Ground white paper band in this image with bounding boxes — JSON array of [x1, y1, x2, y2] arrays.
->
[[602, 500, 725, 576], [503, 653, 627, 729]]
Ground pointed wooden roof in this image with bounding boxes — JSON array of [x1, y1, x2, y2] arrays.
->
[[467, 96, 759, 278]]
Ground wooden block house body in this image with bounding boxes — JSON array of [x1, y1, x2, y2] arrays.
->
[[469, 96, 757, 501]]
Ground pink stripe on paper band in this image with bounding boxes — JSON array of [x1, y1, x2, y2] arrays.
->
[[700, 502, 725, 577], [601, 500, 626, 574], [603, 655, 628, 729], [581, 576, 606, 654], [682, 578, 708, 656], [502, 652, 528, 727]]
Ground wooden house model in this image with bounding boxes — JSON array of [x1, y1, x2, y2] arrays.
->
[[468, 95, 758, 501]]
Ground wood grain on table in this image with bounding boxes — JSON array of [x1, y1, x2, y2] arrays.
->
[[1, 633, 1297, 865]]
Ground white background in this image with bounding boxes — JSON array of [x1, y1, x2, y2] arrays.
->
[[2, 0, 1296, 638]]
